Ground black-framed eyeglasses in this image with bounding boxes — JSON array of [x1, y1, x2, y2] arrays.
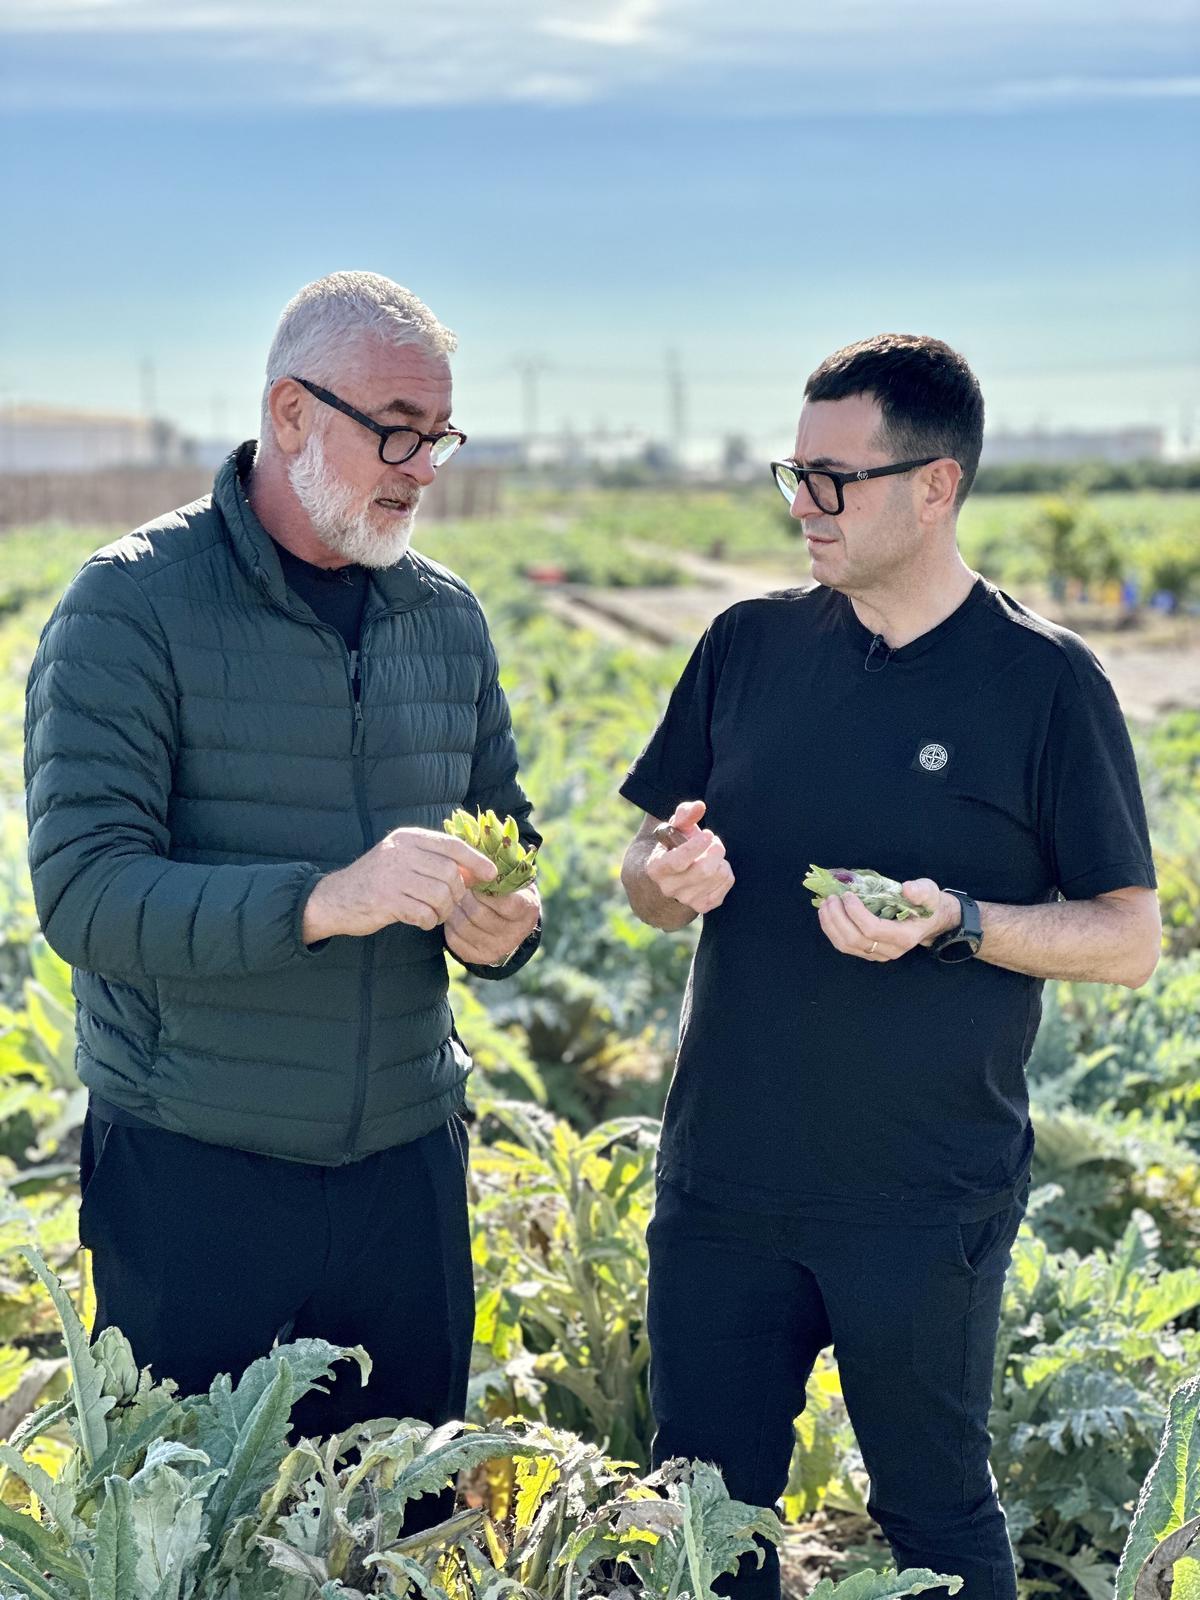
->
[[769, 456, 939, 515], [291, 377, 468, 467]]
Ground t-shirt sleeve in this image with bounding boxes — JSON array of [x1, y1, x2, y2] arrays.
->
[[1039, 648, 1157, 900], [619, 624, 721, 820]]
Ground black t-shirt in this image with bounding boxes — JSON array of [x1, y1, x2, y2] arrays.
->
[[271, 539, 369, 655], [619, 578, 1156, 1225]]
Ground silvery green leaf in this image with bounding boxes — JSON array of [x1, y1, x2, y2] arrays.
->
[[0, 1538, 77, 1600], [130, 1439, 212, 1482], [194, 1360, 296, 1582], [126, 1468, 209, 1600], [1117, 1374, 1200, 1600], [197, 1342, 368, 1471], [364, 1550, 454, 1598], [0, 1504, 87, 1597], [20, 1246, 114, 1468], [82, 1389, 185, 1495], [381, 1429, 542, 1520], [1133, 1269, 1200, 1333], [5, 1394, 75, 1455], [257, 1536, 331, 1582], [252, 1440, 325, 1539], [385, 1507, 487, 1557], [614, 1499, 685, 1536], [92, 1474, 146, 1600], [804, 1570, 963, 1600], [0, 1442, 75, 1534], [473, 1580, 530, 1600]]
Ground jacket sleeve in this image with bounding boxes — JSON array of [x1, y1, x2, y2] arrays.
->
[[449, 613, 542, 982], [24, 557, 326, 981]]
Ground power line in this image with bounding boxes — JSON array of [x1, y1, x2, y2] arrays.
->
[[510, 355, 553, 441], [666, 348, 687, 460]]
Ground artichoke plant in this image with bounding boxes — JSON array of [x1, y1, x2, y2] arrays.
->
[[803, 865, 933, 922], [445, 808, 538, 896]]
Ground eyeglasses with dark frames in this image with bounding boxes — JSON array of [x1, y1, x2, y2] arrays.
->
[[291, 377, 468, 468], [769, 456, 940, 516]]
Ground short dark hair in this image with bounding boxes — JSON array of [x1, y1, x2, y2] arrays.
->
[[804, 334, 985, 508]]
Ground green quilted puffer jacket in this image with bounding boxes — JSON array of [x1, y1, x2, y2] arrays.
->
[[24, 445, 540, 1164]]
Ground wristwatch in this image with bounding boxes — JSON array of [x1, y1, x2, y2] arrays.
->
[[928, 890, 983, 964]]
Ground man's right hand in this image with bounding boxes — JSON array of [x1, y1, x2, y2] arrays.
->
[[644, 799, 735, 915], [302, 828, 498, 943]]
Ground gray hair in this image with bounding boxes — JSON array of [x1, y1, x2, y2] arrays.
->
[[259, 271, 457, 439]]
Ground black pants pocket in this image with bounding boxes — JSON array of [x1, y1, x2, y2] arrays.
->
[[955, 1200, 1022, 1278], [78, 1113, 116, 1249]]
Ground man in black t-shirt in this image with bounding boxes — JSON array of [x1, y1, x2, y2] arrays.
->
[[619, 334, 1160, 1600]]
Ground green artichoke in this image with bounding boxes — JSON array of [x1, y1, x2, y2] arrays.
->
[[444, 807, 538, 896], [803, 864, 933, 921]]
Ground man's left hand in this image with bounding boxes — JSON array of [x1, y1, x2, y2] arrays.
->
[[817, 878, 961, 962], [444, 884, 541, 967]]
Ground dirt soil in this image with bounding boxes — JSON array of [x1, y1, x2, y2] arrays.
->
[[551, 544, 1200, 726]]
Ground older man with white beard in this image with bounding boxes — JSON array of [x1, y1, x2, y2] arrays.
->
[[24, 272, 541, 1495]]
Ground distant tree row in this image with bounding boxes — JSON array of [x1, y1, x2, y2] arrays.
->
[[973, 458, 1200, 494]]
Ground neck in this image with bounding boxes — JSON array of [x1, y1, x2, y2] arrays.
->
[[848, 549, 977, 649], [246, 445, 353, 570]]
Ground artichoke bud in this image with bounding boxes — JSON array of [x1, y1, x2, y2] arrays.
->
[[443, 809, 480, 848], [448, 806, 538, 894], [93, 1325, 141, 1404]]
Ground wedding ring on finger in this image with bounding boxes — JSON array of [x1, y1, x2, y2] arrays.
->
[[869, 940, 879, 955]]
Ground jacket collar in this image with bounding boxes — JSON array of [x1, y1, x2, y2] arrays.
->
[[214, 441, 432, 616]]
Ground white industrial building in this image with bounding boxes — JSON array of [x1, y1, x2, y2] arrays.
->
[[0, 405, 193, 472], [981, 427, 1165, 466]]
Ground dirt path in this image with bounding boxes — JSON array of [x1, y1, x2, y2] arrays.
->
[[552, 543, 1200, 725]]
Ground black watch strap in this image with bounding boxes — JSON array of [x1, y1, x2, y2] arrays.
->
[[930, 889, 982, 963]]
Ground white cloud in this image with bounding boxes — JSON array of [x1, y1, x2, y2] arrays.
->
[[0, 0, 1197, 112], [538, 0, 664, 48], [983, 74, 1200, 106]]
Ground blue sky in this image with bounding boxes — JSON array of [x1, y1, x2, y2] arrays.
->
[[1, 0, 1197, 454]]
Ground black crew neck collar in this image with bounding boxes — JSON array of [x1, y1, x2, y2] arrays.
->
[[272, 537, 365, 585], [839, 575, 988, 662]]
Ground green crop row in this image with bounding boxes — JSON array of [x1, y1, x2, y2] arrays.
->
[[1, 507, 1199, 1595]]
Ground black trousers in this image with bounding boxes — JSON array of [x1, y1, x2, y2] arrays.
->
[[80, 1110, 475, 1524], [646, 1180, 1026, 1600]]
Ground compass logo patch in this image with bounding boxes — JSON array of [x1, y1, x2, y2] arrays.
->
[[915, 742, 951, 773]]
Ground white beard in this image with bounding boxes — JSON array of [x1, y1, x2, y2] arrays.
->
[[286, 429, 420, 568]]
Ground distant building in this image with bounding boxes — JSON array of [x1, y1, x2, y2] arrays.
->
[[458, 436, 528, 468], [525, 427, 655, 471], [0, 405, 194, 472], [981, 427, 1166, 466]]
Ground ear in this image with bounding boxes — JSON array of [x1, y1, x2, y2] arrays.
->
[[917, 458, 962, 523], [266, 377, 310, 457]]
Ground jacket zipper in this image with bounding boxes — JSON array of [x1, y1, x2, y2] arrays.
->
[[350, 649, 365, 756], [252, 569, 432, 1162], [345, 637, 375, 1160]]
